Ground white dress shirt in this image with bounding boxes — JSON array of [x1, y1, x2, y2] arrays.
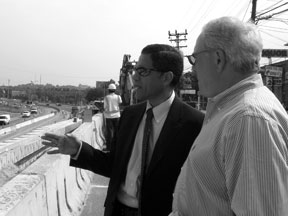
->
[[117, 91, 175, 208]]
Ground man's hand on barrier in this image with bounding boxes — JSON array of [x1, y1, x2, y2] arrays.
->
[[41, 133, 81, 156]]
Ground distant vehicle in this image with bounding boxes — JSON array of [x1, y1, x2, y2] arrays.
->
[[46, 103, 50, 106], [57, 103, 61, 106], [22, 111, 31, 118], [0, 114, 10, 125], [30, 108, 38, 114]]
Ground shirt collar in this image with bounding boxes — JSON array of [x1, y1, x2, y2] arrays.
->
[[146, 91, 175, 123], [210, 73, 263, 103]]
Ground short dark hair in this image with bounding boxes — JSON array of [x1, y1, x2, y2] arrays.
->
[[141, 44, 183, 87]]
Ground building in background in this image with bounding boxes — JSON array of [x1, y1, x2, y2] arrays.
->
[[260, 59, 288, 109]]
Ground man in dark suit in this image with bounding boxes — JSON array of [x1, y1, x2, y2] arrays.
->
[[42, 44, 204, 216]]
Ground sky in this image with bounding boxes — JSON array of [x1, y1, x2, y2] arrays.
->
[[0, 0, 287, 87]]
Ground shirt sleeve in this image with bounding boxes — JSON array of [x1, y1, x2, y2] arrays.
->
[[224, 115, 288, 215], [103, 96, 107, 111], [118, 95, 122, 104]]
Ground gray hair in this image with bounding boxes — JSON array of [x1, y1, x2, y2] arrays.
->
[[201, 16, 263, 74]]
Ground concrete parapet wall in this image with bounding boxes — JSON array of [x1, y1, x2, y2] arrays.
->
[[92, 113, 106, 150], [0, 113, 105, 216], [0, 113, 55, 136], [0, 119, 81, 172]]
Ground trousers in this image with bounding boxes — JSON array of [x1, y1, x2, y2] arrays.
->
[[105, 117, 119, 151]]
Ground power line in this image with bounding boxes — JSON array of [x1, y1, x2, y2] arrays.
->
[[242, 0, 252, 21], [269, 18, 288, 25], [187, 0, 217, 35], [258, 24, 288, 33], [257, 8, 288, 23], [272, 8, 288, 17], [260, 29, 287, 43], [256, 0, 284, 15], [175, 0, 199, 30], [225, 0, 245, 17], [261, 27, 288, 33], [256, 2, 288, 17]]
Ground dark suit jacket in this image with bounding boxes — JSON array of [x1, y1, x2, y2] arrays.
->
[[70, 97, 204, 216]]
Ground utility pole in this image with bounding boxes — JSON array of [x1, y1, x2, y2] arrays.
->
[[168, 29, 189, 104], [251, 0, 257, 23], [168, 29, 188, 50], [7, 79, 10, 99]]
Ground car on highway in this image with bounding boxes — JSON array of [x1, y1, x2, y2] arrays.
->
[[0, 114, 10, 125], [30, 108, 38, 114], [22, 111, 31, 118]]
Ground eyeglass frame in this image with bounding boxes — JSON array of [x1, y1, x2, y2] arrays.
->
[[132, 66, 161, 77], [186, 48, 221, 66]]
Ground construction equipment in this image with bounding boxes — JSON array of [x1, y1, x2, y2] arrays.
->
[[119, 54, 137, 106]]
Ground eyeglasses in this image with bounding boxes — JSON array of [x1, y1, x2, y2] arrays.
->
[[132, 67, 158, 77], [186, 49, 219, 66]]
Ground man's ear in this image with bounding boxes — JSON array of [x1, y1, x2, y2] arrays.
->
[[215, 49, 226, 73], [162, 71, 174, 86]]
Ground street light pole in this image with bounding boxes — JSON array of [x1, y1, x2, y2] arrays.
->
[[7, 79, 10, 99]]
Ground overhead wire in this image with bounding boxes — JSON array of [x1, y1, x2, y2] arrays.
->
[[258, 24, 288, 33], [173, 0, 287, 57], [270, 18, 288, 25], [272, 8, 288, 17], [260, 29, 287, 43], [260, 27, 288, 33], [241, 0, 252, 21], [256, 2, 288, 17], [187, 0, 217, 35], [175, 0, 200, 30], [256, 0, 284, 15], [176, 0, 215, 55], [223, 0, 244, 16]]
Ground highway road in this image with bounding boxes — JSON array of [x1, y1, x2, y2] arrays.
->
[[0, 106, 70, 142], [0, 106, 54, 127]]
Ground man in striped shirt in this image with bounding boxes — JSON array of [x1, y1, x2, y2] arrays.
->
[[171, 16, 288, 216]]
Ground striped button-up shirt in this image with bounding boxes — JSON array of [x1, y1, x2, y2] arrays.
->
[[172, 74, 288, 216]]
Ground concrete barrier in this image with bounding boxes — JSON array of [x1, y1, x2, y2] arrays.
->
[[0, 113, 104, 216], [92, 113, 106, 150], [0, 119, 81, 172], [0, 113, 55, 136]]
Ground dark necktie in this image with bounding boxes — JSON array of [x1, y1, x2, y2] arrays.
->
[[138, 108, 153, 216]]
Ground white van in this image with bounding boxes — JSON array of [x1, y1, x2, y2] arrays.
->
[[0, 114, 11, 125]]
